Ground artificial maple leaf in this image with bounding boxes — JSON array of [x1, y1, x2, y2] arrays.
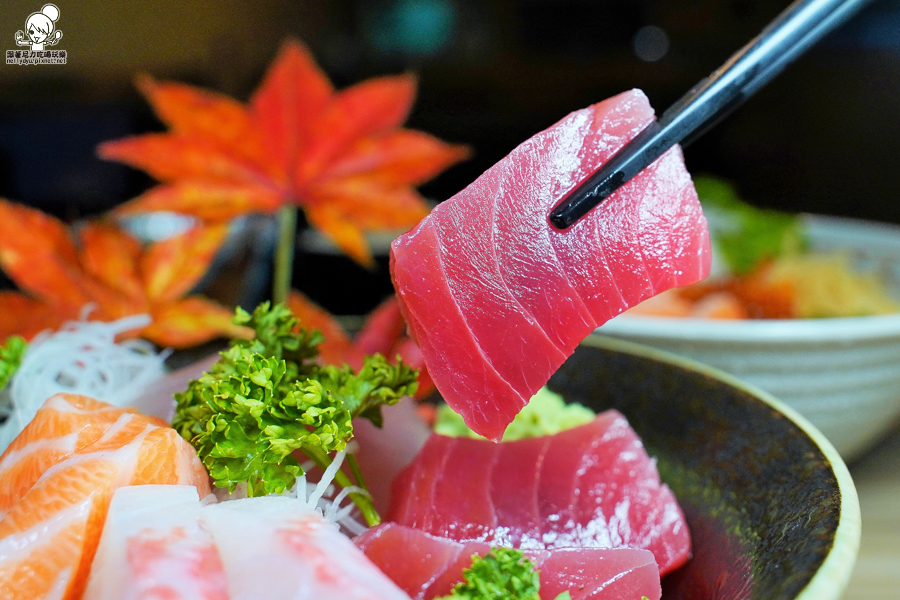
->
[[287, 290, 435, 399], [0, 198, 248, 347], [99, 39, 470, 266]]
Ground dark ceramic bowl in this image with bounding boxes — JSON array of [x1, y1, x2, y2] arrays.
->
[[547, 335, 860, 600]]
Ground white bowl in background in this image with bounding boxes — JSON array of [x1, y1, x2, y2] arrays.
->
[[598, 214, 900, 461]]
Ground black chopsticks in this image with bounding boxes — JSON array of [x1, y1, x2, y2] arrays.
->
[[548, 0, 874, 230]]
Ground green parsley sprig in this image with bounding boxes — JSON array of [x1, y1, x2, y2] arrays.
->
[[435, 548, 570, 600], [172, 302, 418, 526]]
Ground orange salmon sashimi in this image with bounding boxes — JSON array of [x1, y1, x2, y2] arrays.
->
[[0, 393, 210, 600], [0, 394, 133, 517]]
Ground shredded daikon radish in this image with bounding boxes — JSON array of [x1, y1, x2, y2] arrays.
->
[[0, 314, 168, 452], [307, 449, 348, 509], [210, 447, 370, 536]]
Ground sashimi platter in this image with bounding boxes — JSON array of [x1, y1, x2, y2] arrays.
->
[[0, 40, 857, 600]]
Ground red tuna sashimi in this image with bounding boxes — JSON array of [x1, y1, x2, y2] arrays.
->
[[429, 437, 501, 540], [389, 434, 500, 539], [571, 411, 691, 575], [355, 522, 661, 600], [388, 432, 454, 530], [386, 411, 691, 576], [392, 219, 526, 438], [390, 89, 710, 440], [489, 434, 550, 547]]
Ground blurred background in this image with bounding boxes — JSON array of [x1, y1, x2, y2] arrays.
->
[[2, 0, 900, 310]]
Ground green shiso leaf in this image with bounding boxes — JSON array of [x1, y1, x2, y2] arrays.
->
[[0, 336, 27, 391], [434, 387, 594, 441], [694, 175, 807, 274]]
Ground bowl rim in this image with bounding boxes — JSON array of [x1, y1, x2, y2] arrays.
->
[[600, 312, 900, 342], [800, 212, 900, 242], [582, 334, 862, 600]]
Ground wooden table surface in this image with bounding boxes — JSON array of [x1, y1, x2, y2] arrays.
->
[[842, 426, 900, 599]]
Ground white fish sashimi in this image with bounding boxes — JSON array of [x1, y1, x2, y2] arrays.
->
[[84, 485, 228, 600], [202, 495, 411, 600], [87, 486, 411, 600]]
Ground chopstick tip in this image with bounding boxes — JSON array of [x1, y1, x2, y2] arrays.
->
[[548, 209, 573, 230]]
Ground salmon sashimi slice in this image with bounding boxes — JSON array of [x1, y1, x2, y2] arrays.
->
[[386, 411, 691, 576], [128, 427, 212, 487], [84, 485, 229, 600], [200, 495, 412, 600], [390, 89, 710, 440], [0, 394, 141, 516], [0, 395, 210, 600], [355, 522, 662, 600]]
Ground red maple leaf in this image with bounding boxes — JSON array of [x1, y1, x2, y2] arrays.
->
[[99, 39, 469, 267], [0, 198, 247, 347]]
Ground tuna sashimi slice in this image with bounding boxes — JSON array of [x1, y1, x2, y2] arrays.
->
[[0, 395, 210, 600], [391, 219, 525, 439], [390, 89, 710, 440], [489, 434, 549, 547], [573, 416, 692, 575], [355, 522, 661, 600], [84, 485, 229, 600], [431, 169, 569, 397], [536, 413, 619, 543], [386, 411, 691, 576], [354, 520, 491, 600], [537, 546, 661, 600], [388, 433, 455, 530], [428, 437, 500, 540]]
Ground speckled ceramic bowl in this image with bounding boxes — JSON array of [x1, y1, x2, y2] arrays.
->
[[550, 335, 860, 600], [598, 214, 900, 461]]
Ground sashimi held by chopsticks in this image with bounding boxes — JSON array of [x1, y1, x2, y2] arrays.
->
[[390, 89, 710, 441]]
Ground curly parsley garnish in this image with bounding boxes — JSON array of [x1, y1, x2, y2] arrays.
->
[[172, 302, 418, 526], [436, 548, 571, 600]]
